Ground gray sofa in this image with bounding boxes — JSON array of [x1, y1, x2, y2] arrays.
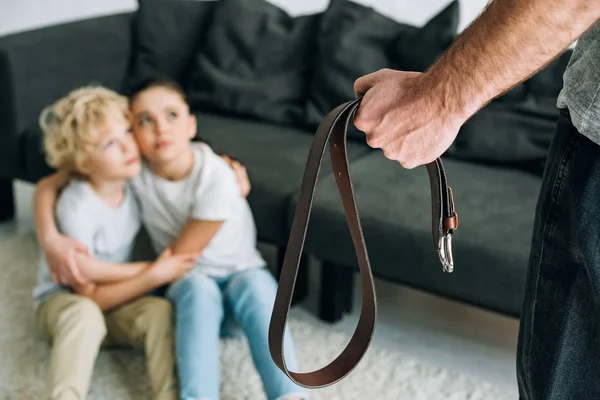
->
[[0, 0, 570, 322]]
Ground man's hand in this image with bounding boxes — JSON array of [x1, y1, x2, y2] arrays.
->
[[42, 233, 90, 286], [352, 0, 600, 171], [149, 248, 201, 285], [353, 69, 466, 169], [222, 155, 251, 197]]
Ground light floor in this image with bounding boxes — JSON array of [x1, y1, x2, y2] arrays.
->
[[2, 180, 520, 396]]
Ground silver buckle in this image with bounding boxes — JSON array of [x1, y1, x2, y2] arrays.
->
[[438, 232, 454, 273]]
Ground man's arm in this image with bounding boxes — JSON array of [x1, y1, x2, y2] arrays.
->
[[73, 253, 150, 283], [353, 0, 600, 168], [427, 0, 600, 118]]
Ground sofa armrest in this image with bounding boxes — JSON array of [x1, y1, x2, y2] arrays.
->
[[0, 12, 135, 146]]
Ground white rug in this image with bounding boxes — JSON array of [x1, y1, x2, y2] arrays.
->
[[0, 233, 516, 399]]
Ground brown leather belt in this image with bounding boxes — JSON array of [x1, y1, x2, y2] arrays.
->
[[268, 97, 458, 388]]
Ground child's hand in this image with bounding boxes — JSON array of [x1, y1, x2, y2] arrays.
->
[[222, 155, 251, 197], [150, 248, 200, 284], [43, 233, 90, 286]]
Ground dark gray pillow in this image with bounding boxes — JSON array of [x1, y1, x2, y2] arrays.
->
[[388, 0, 459, 73], [125, 0, 217, 93], [445, 101, 558, 175], [186, 0, 321, 125], [304, 0, 416, 137]]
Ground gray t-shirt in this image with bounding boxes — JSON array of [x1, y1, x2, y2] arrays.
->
[[131, 143, 266, 277], [32, 180, 141, 306], [557, 22, 600, 143]]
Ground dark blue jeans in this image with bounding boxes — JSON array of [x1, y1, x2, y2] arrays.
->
[[517, 108, 600, 399]]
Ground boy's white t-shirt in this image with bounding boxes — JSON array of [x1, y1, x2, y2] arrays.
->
[[130, 143, 266, 277], [32, 180, 141, 306]]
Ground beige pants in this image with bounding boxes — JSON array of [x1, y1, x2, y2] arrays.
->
[[37, 292, 178, 400]]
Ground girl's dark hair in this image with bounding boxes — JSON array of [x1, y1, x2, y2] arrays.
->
[[128, 75, 190, 108], [127, 74, 217, 146]]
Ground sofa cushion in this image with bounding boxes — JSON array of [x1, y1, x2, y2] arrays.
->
[[125, 0, 217, 92], [194, 111, 372, 245], [304, 0, 460, 140], [187, 0, 321, 125], [446, 101, 558, 175], [304, 0, 416, 137], [288, 152, 541, 316], [0, 12, 133, 164], [22, 126, 53, 181], [388, 0, 459, 73]]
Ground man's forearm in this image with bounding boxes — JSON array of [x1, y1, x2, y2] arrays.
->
[[427, 0, 600, 119], [33, 171, 69, 245]]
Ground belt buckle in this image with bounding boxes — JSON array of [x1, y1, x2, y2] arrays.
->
[[438, 231, 454, 273]]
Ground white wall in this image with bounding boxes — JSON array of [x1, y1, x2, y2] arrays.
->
[[0, 0, 490, 37], [0, 0, 137, 36]]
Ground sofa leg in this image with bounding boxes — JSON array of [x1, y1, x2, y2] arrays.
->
[[0, 178, 15, 222], [319, 261, 354, 323], [276, 246, 308, 305]]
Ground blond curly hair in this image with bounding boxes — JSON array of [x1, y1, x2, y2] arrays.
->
[[39, 85, 130, 173]]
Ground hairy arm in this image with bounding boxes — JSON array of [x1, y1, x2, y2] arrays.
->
[[429, 0, 600, 119], [353, 0, 600, 167]]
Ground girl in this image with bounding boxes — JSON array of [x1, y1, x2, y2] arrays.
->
[[126, 77, 307, 400]]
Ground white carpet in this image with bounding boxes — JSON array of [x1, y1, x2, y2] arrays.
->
[[0, 233, 516, 399]]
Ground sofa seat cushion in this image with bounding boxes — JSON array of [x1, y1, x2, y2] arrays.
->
[[195, 111, 372, 245], [287, 152, 542, 316]]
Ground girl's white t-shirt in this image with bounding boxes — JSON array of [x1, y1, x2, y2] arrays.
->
[[131, 143, 266, 277]]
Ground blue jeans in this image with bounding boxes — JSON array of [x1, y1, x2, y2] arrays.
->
[[517, 108, 600, 399], [165, 266, 306, 400]]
